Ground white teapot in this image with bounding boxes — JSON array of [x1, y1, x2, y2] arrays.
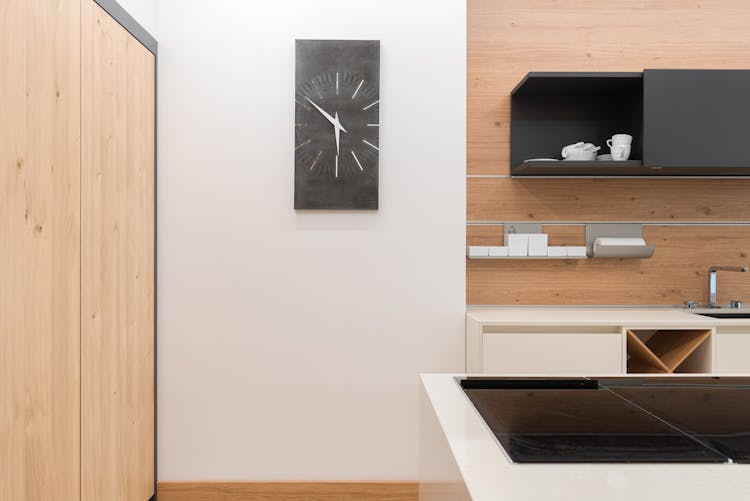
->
[[561, 142, 601, 161]]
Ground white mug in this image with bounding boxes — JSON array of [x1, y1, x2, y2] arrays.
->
[[610, 144, 631, 161], [607, 134, 633, 148]]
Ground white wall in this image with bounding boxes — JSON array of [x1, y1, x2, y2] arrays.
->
[[156, 0, 465, 481], [116, 0, 157, 37]]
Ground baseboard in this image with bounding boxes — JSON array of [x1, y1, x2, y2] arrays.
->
[[156, 482, 419, 501]]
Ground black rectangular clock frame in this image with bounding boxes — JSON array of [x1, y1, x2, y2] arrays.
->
[[294, 40, 380, 209]]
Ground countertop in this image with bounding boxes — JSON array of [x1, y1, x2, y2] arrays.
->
[[467, 306, 750, 327]]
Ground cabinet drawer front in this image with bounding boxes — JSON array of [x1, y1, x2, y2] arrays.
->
[[482, 333, 622, 374], [716, 333, 750, 373]]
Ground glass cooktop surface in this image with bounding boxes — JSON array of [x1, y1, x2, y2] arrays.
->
[[461, 377, 750, 463]]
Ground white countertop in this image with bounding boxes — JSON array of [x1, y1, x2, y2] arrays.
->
[[467, 307, 750, 327], [420, 373, 750, 501]]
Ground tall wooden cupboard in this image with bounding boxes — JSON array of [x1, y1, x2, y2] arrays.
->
[[1, 1, 156, 500]]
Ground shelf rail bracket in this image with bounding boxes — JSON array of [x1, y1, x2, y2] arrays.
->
[[585, 223, 655, 258]]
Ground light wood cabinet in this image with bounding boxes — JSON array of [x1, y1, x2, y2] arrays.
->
[[81, 2, 155, 500], [1, 1, 156, 500], [1, 1, 82, 499]]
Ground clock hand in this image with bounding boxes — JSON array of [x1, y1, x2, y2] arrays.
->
[[334, 112, 342, 155], [305, 97, 348, 133]]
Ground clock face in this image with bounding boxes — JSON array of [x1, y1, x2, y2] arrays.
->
[[295, 71, 379, 180], [294, 40, 380, 210]]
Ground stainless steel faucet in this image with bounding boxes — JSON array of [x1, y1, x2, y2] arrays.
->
[[708, 266, 748, 308]]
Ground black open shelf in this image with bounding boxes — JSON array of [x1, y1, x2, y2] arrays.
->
[[511, 72, 643, 176], [510, 70, 750, 177]]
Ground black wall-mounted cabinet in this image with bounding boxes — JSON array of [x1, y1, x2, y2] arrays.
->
[[510, 69, 750, 176], [644, 69, 750, 171]]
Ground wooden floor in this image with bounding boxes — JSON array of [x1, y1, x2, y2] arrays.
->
[[157, 482, 419, 501]]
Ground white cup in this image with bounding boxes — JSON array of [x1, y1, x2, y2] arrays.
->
[[610, 144, 631, 161], [606, 134, 633, 148]]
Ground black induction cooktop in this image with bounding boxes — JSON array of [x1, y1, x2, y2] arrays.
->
[[461, 377, 750, 464]]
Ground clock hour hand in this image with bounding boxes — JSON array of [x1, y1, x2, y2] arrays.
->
[[305, 97, 348, 133]]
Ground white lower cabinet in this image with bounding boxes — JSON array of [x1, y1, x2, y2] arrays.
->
[[467, 311, 750, 375], [715, 328, 750, 373], [481, 330, 622, 374]]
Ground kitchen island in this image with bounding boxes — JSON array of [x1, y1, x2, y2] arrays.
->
[[420, 373, 750, 501]]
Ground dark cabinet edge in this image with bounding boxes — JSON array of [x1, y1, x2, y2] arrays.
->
[[511, 160, 643, 177], [511, 161, 750, 177], [93, 0, 158, 55], [511, 71, 643, 95]]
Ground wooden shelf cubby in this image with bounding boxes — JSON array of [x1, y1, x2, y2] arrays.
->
[[626, 329, 712, 374]]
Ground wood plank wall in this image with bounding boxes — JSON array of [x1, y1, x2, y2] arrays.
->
[[467, 0, 750, 305]]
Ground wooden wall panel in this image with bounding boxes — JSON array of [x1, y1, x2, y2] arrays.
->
[[157, 482, 419, 501], [81, 1, 155, 500], [468, 0, 750, 175], [468, 226, 750, 305], [467, 0, 750, 305], [0, 1, 81, 499], [467, 225, 504, 246], [468, 178, 750, 222]]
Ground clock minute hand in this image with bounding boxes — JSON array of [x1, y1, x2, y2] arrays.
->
[[334, 112, 342, 155], [305, 97, 348, 133]]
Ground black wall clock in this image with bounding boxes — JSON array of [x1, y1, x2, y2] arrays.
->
[[294, 39, 380, 210]]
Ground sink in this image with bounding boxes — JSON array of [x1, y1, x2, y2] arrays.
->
[[692, 311, 750, 319]]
